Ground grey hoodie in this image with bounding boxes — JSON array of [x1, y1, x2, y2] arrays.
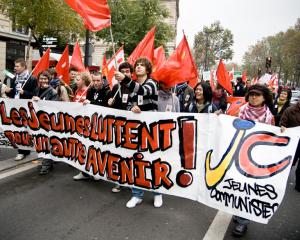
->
[[158, 90, 180, 113]]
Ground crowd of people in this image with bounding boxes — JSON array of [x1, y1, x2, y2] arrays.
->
[[0, 57, 299, 238]]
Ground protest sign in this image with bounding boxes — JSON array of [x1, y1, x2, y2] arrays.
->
[[0, 99, 299, 223]]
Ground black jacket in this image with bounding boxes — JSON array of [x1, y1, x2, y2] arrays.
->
[[86, 84, 111, 107], [273, 99, 291, 126], [110, 84, 132, 110], [33, 86, 59, 101]]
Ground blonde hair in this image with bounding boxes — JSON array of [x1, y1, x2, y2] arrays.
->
[[79, 72, 91, 86]]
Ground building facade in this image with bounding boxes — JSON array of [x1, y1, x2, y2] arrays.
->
[[0, 12, 33, 80]]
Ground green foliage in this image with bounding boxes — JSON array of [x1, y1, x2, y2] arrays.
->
[[243, 18, 300, 85], [193, 21, 234, 70], [0, 0, 84, 52], [96, 0, 174, 57]]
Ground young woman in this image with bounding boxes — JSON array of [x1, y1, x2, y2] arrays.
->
[[186, 82, 218, 113], [232, 84, 274, 237], [273, 87, 292, 126], [72, 72, 91, 103], [32, 71, 59, 174]]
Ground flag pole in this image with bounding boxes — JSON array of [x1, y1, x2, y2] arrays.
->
[[109, 25, 121, 100]]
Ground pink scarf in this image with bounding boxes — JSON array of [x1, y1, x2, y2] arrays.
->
[[239, 103, 274, 124]]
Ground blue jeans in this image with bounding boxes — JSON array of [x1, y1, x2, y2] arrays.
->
[[132, 188, 161, 199]]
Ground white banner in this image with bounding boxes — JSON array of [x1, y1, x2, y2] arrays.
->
[[0, 98, 299, 224]]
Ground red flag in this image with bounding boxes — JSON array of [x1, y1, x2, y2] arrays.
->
[[102, 53, 108, 77], [226, 96, 246, 116], [151, 34, 198, 87], [216, 59, 233, 95], [71, 42, 85, 72], [209, 70, 215, 91], [152, 46, 166, 73], [269, 73, 279, 93], [56, 45, 70, 85], [64, 0, 111, 31], [127, 27, 155, 65], [242, 71, 247, 82], [107, 47, 125, 88], [32, 48, 50, 77]]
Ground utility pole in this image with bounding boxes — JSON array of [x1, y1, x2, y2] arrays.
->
[[84, 29, 90, 67]]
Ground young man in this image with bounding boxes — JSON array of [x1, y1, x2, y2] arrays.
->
[[108, 62, 133, 110], [108, 62, 134, 193], [115, 57, 162, 208], [10, 58, 37, 160]]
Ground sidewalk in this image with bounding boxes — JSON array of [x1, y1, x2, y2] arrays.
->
[[0, 149, 39, 173]]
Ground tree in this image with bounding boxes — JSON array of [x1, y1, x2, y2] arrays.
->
[[242, 19, 300, 86], [193, 21, 234, 70], [96, 0, 174, 57], [0, 0, 84, 57]]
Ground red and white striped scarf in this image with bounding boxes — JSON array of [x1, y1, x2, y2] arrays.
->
[[239, 103, 273, 124]]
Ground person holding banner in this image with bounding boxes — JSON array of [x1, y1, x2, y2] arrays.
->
[[108, 62, 134, 193], [108, 62, 133, 111], [72, 72, 92, 180], [232, 84, 275, 237], [84, 72, 111, 107], [280, 97, 300, 192], [186, 82, 218, 113], [114, 57, 162, 208], [32, 70, 59, 174], [11, 58, 37, 161], [72, 72, 91, 103]]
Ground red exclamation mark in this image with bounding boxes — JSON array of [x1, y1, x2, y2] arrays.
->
[[177, 117, 197, 187]]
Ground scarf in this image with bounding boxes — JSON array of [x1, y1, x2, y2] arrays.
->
[[239, 103, 273, 124], [276, 99, 286, 113]]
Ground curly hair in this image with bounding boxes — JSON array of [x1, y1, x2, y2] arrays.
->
[[134, 57, 152, 78]]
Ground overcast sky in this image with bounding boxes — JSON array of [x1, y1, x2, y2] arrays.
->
[[176, 0, 300, 64]]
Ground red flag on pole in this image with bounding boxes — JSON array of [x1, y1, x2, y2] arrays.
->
[[216, 59, 233, 95], [107, 46, 125, 88], [64, 0, 111, 31], [152, 46, 166, 73], [127, 27, 156, 65], [56, 45, 70, 85], [71, 42, 85, 72], [102, 53, 108, 77], [151, 34, 198, 87], [32, 48, 50, 77]]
